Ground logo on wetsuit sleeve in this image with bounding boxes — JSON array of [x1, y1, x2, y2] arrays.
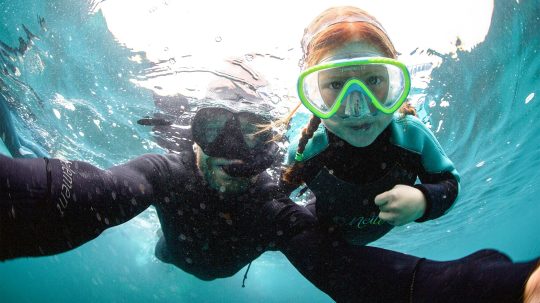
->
[[57, 158, 74, 216]]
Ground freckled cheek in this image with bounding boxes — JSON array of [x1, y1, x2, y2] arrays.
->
[[324, 116, 345, 129], [321, 119, 343, 136], [377, 115, 393, 128]]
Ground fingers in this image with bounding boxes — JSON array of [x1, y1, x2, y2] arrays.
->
[[525, 262, 540, 303], [378, 211, 405, 226], [374, 191, 392, 207], [378, 210, 394, 222], [377, 190, 400, 226], [375, 191, 393, 224]]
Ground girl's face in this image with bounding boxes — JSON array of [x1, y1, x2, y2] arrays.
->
[[318, 41, 394, 147]]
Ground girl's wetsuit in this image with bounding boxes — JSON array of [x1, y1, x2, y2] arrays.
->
[[0, 153, 537, 302], [285, 116, 460, 245]]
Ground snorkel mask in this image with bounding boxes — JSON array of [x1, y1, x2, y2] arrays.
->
[[297, 55, 411, 119], [191, 107, 278, 178]]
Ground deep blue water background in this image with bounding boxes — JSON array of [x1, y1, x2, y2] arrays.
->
[[1, 0, 539, 302]]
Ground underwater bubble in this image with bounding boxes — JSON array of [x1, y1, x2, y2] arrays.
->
[[53, 108, 61, 119], [215, 36, 222, 42], [270, 95, 281, 104], [525, 92, 534, 104], [435, 120, 443, 132]]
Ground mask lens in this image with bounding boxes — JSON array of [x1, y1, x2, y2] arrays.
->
[[192, 108, 272, 157], [204, 120, 226, 143], [237, 113, 272, 149], [192, 107, 277, 177], [192, 108, 233, 147], [302, 71, 333, 114], [380, 63, 406, 109], [318, 64, 389, 107]]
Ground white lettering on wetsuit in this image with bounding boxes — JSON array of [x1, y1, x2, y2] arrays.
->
[[333, 215, 385, 230], [56, 159, 74, 216]]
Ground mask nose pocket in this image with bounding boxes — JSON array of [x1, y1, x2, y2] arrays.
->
[[344, 91, 371, 117], [342, 81, 375, 118]]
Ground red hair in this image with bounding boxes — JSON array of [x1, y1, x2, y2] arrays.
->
[[302, 6, 397, 68]]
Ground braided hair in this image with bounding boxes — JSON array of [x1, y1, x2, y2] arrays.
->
[[281, 115, 321, 186]]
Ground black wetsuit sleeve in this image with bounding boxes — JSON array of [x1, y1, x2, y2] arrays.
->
[[0, 153, 181, 260], [414, 171, 459, 222], [282, 227, 537, 303]]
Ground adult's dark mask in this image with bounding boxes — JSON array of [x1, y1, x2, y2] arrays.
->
[[192, 107, 278, 177]]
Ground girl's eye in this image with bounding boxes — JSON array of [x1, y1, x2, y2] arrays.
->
[[366, 76, 382, 86], [330, 81, 344, 89]]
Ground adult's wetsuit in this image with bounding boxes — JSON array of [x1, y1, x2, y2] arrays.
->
[[151, 150, 315, 280], [0, 153, 537, 302]]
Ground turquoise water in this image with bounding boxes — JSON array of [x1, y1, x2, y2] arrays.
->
[[1, 0, 540, 302]]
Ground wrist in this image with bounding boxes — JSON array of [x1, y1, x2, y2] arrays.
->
[[413, 184, 431, 222]]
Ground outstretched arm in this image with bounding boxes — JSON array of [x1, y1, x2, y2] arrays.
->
[[264, 193, 536, 303], [0, 153, 180, 260], [282, 223, 537, 303]]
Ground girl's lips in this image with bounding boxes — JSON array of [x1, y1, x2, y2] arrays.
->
[[348, 123, 372, 131]]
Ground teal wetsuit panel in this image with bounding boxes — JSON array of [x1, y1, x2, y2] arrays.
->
[[286, 124, 329, 164], [389, 115, 460, 185], [0, 137, 12, 157]]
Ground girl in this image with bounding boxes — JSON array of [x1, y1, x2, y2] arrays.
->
[[283, 6, 459, 246], [281, 6, 540, 302]]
